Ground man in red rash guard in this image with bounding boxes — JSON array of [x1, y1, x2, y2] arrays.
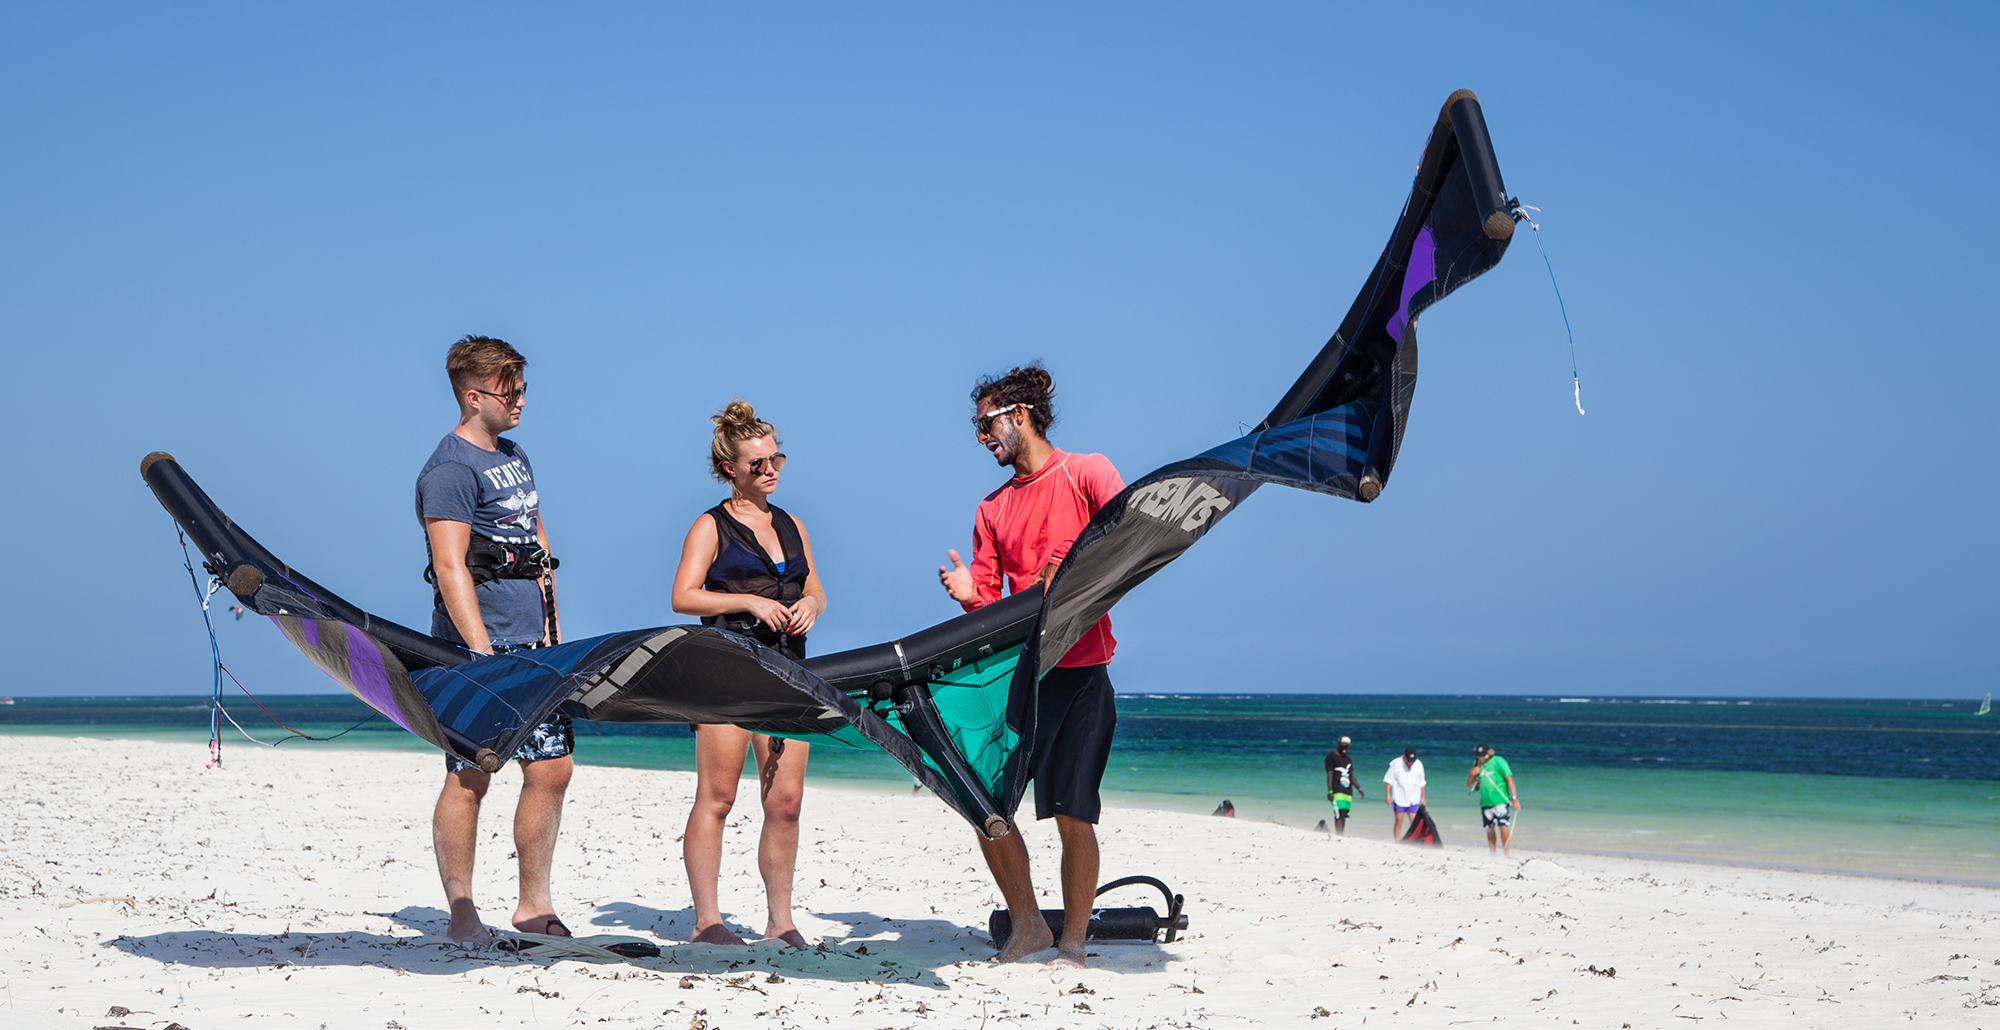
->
[[938, 363, 1124, 969]]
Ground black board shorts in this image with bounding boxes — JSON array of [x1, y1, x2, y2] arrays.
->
[[1030, 663, 1117, 824]]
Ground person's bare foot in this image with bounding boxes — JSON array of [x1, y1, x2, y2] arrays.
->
[[512, 915, 571, 938], [992, 917, 1054, 962], [1047, 939, 1087, 969], [768, 929, 810, 949], [692, 923, 748, 946], [445, 899, 490, 942]]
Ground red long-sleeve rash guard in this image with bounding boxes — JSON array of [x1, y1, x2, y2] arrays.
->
[[962, 449, 1125, 668]]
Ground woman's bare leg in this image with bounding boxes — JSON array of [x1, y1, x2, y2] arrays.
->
[[753, 735, 810, 945], [685, 724, 751, 945]]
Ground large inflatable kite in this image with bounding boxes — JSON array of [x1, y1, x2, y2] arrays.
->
[[146, 90, 1516, 839]]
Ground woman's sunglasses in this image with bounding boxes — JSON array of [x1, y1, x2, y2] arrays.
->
[[732, 453, 787, 476]]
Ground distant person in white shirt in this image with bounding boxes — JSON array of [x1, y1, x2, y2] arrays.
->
[[1383, 747, 1427, 840]]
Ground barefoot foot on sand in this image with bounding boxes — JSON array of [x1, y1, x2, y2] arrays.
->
[[446, 901, 490, 942], [992, 920, 1055, 963], [1047, 941, 1087, 969], [768, 929, 810, 949], [692, 923, 748, 946]]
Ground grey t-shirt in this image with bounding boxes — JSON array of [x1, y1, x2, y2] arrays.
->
[[415, 432, 547, 647]]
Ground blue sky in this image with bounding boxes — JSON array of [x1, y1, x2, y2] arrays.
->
[[2, 4, 1993, 698]]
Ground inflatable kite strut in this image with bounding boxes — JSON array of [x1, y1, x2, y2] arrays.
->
[[145, 89, 1515, 839]]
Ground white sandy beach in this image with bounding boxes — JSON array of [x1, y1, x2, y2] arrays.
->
[[1, 738, 1994, 1028]]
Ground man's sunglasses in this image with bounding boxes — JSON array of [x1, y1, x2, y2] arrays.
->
[[731, 453, 787, 476], [973, 402, 1032, 434], [473, 383, 528, 406]]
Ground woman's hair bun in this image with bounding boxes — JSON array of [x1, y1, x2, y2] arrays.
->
[[714, 398, 760, 430]]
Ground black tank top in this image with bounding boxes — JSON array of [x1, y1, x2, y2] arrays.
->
[[701, 501, 809, 659]]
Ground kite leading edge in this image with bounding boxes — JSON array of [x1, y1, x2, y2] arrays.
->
[[144, 89, 1516, 839]]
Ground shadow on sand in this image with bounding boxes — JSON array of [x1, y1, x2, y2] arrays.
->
[[100, 905, 1056, 989]]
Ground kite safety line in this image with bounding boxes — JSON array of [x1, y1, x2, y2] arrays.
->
[[173, 528, 378, 762], [1511, 200, 1585, 415]]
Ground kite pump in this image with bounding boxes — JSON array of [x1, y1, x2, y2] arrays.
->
[[987, 876, 1188, 945]]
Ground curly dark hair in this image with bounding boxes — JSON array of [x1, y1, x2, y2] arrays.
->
[[970, 363, 1056, 437]]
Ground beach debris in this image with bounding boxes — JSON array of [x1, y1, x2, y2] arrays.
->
[[1588, 964, 1617, 977], [1067, 983, 1094, 995], [765, 972, 784, 984], [1074, 1002, 1093, 1013], [69, 896, 137, 909], [1310, 1006, 1333, 1019]]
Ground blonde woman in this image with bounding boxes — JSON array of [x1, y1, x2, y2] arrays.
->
[[670, 400, 825, 948]]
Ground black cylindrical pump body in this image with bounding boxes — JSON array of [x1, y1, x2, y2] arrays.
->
[[988, 906, 1171, 943]]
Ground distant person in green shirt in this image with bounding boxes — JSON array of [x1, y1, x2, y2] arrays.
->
[[1466, 743, 1519, 857]]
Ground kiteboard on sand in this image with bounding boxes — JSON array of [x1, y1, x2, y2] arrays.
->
[[145, 90, 1518, 840], [498, 934, 664, 959]]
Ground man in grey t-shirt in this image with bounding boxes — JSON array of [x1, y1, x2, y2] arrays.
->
[[419, 334, 574, 942]]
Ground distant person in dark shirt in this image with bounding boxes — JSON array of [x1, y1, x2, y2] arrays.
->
[[1323, 736, 1364, 835]]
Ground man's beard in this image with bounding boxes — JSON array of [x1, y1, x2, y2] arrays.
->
[[989, 420, 1020, 466]]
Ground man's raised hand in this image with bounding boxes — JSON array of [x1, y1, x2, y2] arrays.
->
[[939, 549, 976, 605]]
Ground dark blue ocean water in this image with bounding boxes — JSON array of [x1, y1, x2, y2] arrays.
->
[[4, 693, 1995, 881], [0, 693, 1988, 779]]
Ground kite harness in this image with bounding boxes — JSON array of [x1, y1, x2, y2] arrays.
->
[[987, 876, 1189, 944], [424, 536, 559, 595], [424, 536, 561, 645]]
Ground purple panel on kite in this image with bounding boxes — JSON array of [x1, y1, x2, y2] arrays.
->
[[301, 618, 321, 649], [342, 623, 415, 733], [1384, 227, 1436, 345]]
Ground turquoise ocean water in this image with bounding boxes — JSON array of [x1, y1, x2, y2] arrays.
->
[[3, 694, 1993, 884]]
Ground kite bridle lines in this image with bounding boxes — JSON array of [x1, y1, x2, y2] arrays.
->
[[176, 528, 228, 767], [1510, 200, 1585, 415], [174, 526, 377, 763]]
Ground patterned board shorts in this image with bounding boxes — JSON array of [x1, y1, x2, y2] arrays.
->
[[445, 714, 575, 773], [1481, 803, 1513, 827]]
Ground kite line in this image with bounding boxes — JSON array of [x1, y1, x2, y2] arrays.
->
[[174, 526, 377, 763], [1511, 201, 1585, 415]]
